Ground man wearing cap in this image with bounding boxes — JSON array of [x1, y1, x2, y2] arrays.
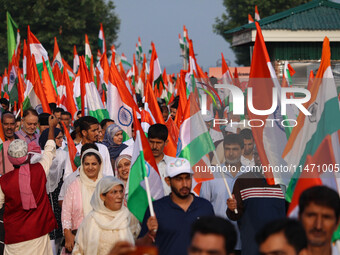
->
[[0, 115, 58, 255], [137, 157, 214, 255]]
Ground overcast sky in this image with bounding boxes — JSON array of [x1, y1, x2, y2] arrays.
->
[[114, 0, 236, 73]]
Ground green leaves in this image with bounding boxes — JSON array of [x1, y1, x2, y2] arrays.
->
[[0, 0, 120, 70]]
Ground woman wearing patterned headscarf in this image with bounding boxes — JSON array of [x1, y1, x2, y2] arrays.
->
[[72, 176, 138, 255], [102, 124, 128, 169], [61, 149, 104, 254]]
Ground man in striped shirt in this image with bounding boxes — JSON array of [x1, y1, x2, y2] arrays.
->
[[227, 152, 286, 255]]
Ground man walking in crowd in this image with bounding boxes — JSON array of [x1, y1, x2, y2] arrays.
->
[[138, 158, 214, 255], [239, 128, 255, 168], [148, 124, 175, 195], [15, 108, 40, 145], [256, 218, 308, 255], [60, 111, 73, 133], [298, 186, 340, 255], [0, 112, 18, 174], [189, 216, 237, 255], [200, 134, 246, 253], [0, 115, 59, 254], [226, 156, 286, 254]]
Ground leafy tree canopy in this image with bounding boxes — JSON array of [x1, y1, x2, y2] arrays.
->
[[214, 0, 309, 66], [0, 0, 120, 71]]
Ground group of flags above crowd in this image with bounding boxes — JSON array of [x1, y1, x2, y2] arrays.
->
[[1, 9, 340, 227]]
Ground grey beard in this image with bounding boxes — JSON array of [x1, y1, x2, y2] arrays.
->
[[225, 157, 241, 165]]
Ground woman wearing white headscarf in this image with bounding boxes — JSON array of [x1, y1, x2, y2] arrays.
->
[[72, 176, 136, 255], [61, 149, 104, 254]]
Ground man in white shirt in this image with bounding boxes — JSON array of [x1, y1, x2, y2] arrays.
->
[[148, 124, 175, 196], [239, 128, 255, 168]]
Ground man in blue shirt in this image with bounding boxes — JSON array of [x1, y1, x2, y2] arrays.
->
[[138, 158, 214, 255]]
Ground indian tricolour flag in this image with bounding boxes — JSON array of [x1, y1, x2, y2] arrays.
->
[[128, 113, 164, 222], [107, 58, 139, 140], [247, 22, 292, 186], [148, 42, 162, 88], [220, 52, 233, 109], [98, 23, 106, 54], [52, 37, 63, 71], [79, 57, 109, 122], [283, 37, 340, 202], [73, 45, 80, 74], [177, 94, 215, 191], [85, 34, 92, 70], [287, 134, 340, 218], [27, 26, 57, 94]]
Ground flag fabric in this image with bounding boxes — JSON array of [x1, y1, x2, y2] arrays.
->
[[98, 23, 106, 54], [307, 70, 314, 91], [127, 112, 164, 222], [61, 121, 78, 171], [96, 52, 110, 94], [73, 45, 80, 74], [148, 42, 163, 88], [42, 58, 58, 104], [107, 55, 139, 139], [177, 94, 215, 166], [59, 69, 77, 119], [79, 57, 109, 122], [7, 12, 18, 63], [283, 37, 340, 202], [52, 37, 63, 71], [287, 135, 337, 218], [27, 26, 57, 94], [248, 14, 254, 24], [23, 40, 28, 78], [15, 29, 21, 59], [247, 22, 290, 186], [120, 53, 132, 68], [255, 5, 261, 21], [85, 34, 92, 70], [176, 94, 215, 191], [23, 55, 51, 114], [220, 53, 233, 108]]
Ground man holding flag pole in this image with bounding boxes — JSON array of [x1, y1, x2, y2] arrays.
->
[[137, 158, 214, 255]]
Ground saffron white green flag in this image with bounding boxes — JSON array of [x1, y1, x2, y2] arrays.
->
[[176, 94, 215, 166], [27, 26, 57, 94], [283, 37, 340, 202], [128, 120, 163, 222], [85, 34, 92, 70]]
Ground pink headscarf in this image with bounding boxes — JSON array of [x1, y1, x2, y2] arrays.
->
[[8, 141, 41, 210]]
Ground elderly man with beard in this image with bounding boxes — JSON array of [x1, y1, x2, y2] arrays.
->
[[200, 134, 246, 254], [137, 158, 214, 255]]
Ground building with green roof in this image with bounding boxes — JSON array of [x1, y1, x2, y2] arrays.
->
[[225, 0, 340, 88]]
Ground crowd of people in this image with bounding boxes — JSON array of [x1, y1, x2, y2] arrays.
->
[[0, 98, 339, 255]]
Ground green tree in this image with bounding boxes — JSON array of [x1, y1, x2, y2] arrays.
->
[[0, 0, 120, 71], [214, 0, 309, 66]]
